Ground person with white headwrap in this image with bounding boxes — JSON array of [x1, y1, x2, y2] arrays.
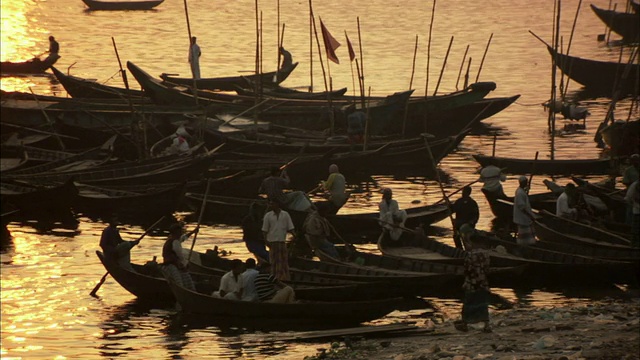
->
[[513, 176, 537, 245]]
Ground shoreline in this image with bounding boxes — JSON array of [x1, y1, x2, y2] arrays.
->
[[303, 297, 640, 360]]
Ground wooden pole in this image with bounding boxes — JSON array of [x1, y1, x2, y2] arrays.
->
[[527, 151, 539, 194], [424, 0, 436, 97], [474, 33, 493, 83], [492, 133, 497, 157], [550, 0, 561, 160], [188, 179, 212, 260], [308, 0, 314, 93], [455, 44, 469, 91], [357, 17, 366, 108], [464, 57, 471, 89], [363, 87, 371, 151], [403, 34, 419, 137], [346, 30, 357, 97], [560, 0, 582, 100], [254, 0, 260, 127], [111, 37, 142, 158], [433, 35, 454, 96]]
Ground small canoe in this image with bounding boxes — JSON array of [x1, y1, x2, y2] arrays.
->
[[82, 0, 164, 10], [590, 4, 640, 42], [472, 154, 614, 175], [534, 210, 633, 248], [1, 55, 60, 75]]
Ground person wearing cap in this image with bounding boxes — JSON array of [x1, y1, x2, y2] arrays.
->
[[513, 176, 537, 245], [320, 164, 348, 214], [253, 261, 295, 303], [623, 154, 639, 225], [454, 223, 492, 333], [479, 165, 507, 199], [261, 200, 295, 281], [161, 223, 198, 290], [379, 188, 407, 242], [556, 183, 579, 220], [188, 36, 201, 79]]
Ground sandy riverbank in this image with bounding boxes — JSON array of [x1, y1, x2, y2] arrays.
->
[[303, 297, 640, 360]]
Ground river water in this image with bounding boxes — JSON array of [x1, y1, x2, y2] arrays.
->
[[1, 0, 638, 358]]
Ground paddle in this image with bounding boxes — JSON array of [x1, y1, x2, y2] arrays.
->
[[187, 178, 212, 261], [90, 216, 166, 297]]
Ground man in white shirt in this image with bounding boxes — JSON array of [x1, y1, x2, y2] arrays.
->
[[212, 259, 244, 300], [556, 183, 578, 220], [262, 200, 295, 281], [379, 188, 407, 241]]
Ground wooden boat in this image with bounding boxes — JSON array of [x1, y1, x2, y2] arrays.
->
[[571, 177, 627, 223], [82, 0, 164, 10], [1, 55, 60, 75], [50, 66, 146, 99], [590, 4, 640, 42], [599, 119, 640, 157], [533, 210, 633, 248], [472, 153, 614, 175], [235, 84, 349, 100], [97, 250, 390, 303], [160, 60, 299, 91], [130, 61, 413, 135], [0, 179, 78, 216], [378, 229, 637, 285], [167, 278, 402, 327], [481, 189, 562, 221], [74, 182, 186, 220], [547, 46, 640, 95]]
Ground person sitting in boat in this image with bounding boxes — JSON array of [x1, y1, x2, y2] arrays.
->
[[164, 127, 191, 155], [346, 110, 366, 144], [240, 258, 260, 301], [379, 188, 407, 242], [451, 186, 480, 233], [253, 261, 295, 303], [43, 35, 60, 64], [556, 183, 579, 220], [319, 164, 349, 214], [302, 202, 340, 259], [99, 214, 140, 271], [212, 259, 245, 300], [624, 180, 640, 247], [160, 223, 198, 291], [479, 165, 506, 199], [513, 176, 537, 246], [241, 202, 269, 263], [258, 167, 312, 212]]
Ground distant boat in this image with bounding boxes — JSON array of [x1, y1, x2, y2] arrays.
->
[[472, 153, 615, 175], [1, 55, 60, 75], [81, 0, 164, 11], [590, 4, 639, 42]]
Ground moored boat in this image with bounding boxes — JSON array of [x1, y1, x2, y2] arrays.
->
[[590, 4, 640, 42], [472, 153, 615, 175], [82, 0, 164, 10]]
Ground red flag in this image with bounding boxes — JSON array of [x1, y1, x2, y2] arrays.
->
[[320, 19, 340, 64], [345, 32, 356, 62]]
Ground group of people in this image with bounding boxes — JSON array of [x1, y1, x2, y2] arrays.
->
[[212, 258, 295, 303]]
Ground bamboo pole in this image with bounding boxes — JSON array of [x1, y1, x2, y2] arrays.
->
[[111, 37, 142, 158], [403, 34, 419, 137], [550, 0, 561, 160], [455, 44, 469, 91], [308, 0, 314, 93], [357, 17, 366, 108], [560, 0, 582, 100], [464, 57, 471, 88], [346, 30, 357, 98], [363, 87, 372, 151], [474, 33, 493, 83], [424, 0, 436, 97], [254, 0, 260, 127], [433, 35, 454, 96]]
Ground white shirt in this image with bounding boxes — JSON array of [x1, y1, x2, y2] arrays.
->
[[379, 199, 400, 222], [556, 192, 577, 218], [218, 270, 243, 295], [625, 180, 640, 215], [513, 187, 534, 226], [240, 268, 260, 301], [262, 210, 294, 243]]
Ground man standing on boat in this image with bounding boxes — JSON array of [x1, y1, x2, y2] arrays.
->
[[451, 186, 480, 232], [261, 200, 295, 281], [44, 36, 60, 64], [99, 214, 141, 271], [161, 223, 198, 290], [513, 176, 537, 245], [188, 36, 201, 80]]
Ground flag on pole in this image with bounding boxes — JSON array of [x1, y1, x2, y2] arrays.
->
[[345, 32, 356, 62], [320, 19, 341, 64]]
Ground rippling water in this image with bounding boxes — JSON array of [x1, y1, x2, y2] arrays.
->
[[2, 0, 638, 358]]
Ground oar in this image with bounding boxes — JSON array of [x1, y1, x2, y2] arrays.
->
[[221, 98, 271, 126], [90, 216, 166, 297], [187, 178, 212, 260], [279, 157, 298, 171]]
